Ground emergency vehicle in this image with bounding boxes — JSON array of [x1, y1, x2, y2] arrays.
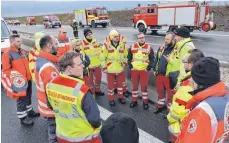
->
[[43, 15, 61, 28], [74, 7, 110, 28], [25, 17, 36, 25], [132, 1, 216, 34], [1, 17, 11, 53]]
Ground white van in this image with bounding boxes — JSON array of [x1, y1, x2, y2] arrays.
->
[[1, 17, 11, 53]]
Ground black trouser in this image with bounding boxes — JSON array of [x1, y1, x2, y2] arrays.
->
[[16, 80, 33, 119], [73, 30, 78, 39]]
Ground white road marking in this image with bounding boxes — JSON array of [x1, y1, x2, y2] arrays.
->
[[98, 105, 164, 143]]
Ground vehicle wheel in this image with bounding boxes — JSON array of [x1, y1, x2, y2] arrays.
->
[[91, 21, 97, 28], [52, 25, 55, 28], [18, 23, 20, 25], [151, 30, 158, 35], [59, 25, 61, 27], [138, 24, 147, 34], [34, 23, 36, 25], [102, 23, 107, 28]]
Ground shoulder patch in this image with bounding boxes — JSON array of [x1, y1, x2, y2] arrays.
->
[[187, 119, 197, 133]]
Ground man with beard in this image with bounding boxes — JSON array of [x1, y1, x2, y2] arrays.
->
[[35, 35, 60, 143], [153, 32, 176, 115]]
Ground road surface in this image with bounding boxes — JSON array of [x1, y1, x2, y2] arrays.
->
[[2, 83, 168, 143], [9, 24, 229, 62]]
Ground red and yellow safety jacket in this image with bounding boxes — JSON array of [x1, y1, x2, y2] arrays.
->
[[35, 51, 59, 117], [100, 41, 128, 74], [128, 43, 154, 71], [176, 82, 229, 143], [80, 38, 101, 69]]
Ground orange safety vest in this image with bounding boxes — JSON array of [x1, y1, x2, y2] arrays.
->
[[176, 82, 229, 143], [35, 51, 59, 117]]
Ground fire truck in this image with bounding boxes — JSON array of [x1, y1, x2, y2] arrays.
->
[[74, 7, 110, 28], [132, 1, 216, 34]]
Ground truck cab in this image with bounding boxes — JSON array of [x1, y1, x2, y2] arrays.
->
[[74, 7, 110, 28]]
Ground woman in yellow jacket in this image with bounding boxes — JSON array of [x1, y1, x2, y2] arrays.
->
[[167, 49, 204, 142]]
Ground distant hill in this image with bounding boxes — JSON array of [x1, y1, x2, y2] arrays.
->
[[13, 6, 229, 31]]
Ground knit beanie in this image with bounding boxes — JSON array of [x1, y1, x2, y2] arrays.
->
[[175, 27, 190, 38], [191, 57, 220, 87], [100, 112, 139, 143], [83, 28, 92, 37], [109, 30, 119, 40]]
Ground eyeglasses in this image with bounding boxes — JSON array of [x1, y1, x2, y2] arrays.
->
[[138, 37, 145, 39], [63, 32, 67, 34], [182, 60, 190, 63]]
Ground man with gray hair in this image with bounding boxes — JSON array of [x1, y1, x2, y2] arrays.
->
[[35, 35, 59, 143], [46, 52, 101, 143]]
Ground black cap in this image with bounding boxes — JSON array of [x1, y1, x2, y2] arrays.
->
[[83, 28, 92, 37], [191, 57, 221, 87], [175, 27, 190, 38], [100, 112, 139, 143]]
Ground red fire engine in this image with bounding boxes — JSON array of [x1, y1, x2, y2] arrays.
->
[[132, 1, 216, 34]]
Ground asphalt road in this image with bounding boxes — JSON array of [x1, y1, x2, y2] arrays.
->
[[9, 24, 229, 62], [1, 82, 169, 143]]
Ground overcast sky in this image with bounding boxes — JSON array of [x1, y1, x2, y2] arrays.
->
[[1, 1, 226, 17]]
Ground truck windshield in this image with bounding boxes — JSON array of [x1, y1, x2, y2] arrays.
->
[[1, 20, 10, 39], [97, 9, 108, 15], [134, 8, 141, 14], [50, 18, 59, 21]]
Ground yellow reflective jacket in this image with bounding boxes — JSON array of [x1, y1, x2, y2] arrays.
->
[[29, 32, 45, 82], [167, 38, 195, 77], [80, 38, 101, 68], [100, 42, 128, 74], [167, 86, 193, 136], [46, 74, 101, 142]]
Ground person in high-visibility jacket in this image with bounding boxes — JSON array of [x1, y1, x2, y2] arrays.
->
[[153, 32, 176, 114], [128, 33, 155, 110], [46, 52, 102, 143], [28, 32, 45, 82], [100, 30, 127, 106], [2, 33, 40, 126], [80, 28, 104, 96], [104, 30, 131, 98], [167, 49, 204, 142], [176, 57, 229, 143], [35, 35, 60, 143], [57, 28, 70, 58], [166, 27, 195, 91], [71, 19, 78, 39], [70, 38, 90, 85]]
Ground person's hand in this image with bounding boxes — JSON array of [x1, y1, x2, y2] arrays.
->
[[153, 71, 157, 76], [163, 55, 171, 62]]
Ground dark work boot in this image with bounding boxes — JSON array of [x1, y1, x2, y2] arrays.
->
[[109, 100, 116, 106], [118, 98, 126, 104], [123, 91, 131, 98], [154, 107, 166, 114], [20, 116, 34, 126], [28, 110, 40, 118], [130, 101, 138, 108], [143, 102, 149, 110], [95, 91, 105, 96]]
